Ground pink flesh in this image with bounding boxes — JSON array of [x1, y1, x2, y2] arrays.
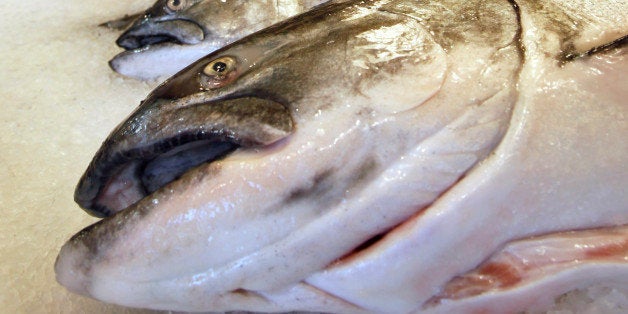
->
[[425, 226, 628, 313], [95, 161, 145, 213]]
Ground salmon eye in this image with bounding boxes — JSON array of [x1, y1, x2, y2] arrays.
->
[[203, 57, 236, 76], [166, 0, 187, 12], [200, 56, 238, 89]]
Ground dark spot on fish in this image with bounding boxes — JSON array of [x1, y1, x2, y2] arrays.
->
[[283, 157, 379, 211], [352, 157, 378, 186], [285, 168, 335, 205], [67, 217, 127, 275]]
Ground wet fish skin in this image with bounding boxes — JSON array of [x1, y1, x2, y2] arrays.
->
[[57, 0, 627, 312], [109, 0, 329, 80]]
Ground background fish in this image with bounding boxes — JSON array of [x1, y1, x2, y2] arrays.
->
[[108, 0, 329, 80], [57, 0, 627, 312]]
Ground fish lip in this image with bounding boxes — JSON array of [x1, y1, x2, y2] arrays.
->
[[74, 96, 294, 218], [74, 132, 239, 218], [116, 18, 206, 50]]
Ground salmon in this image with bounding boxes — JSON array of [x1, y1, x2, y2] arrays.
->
[[57, 0, 628, 312]]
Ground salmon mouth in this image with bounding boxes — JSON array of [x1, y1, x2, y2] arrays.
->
[[116, 19, 205, 51], [75, 135, 239, 218], [74, 97, 294, 218], [108, 19, 216, 79], [117, 34, 185, 50]]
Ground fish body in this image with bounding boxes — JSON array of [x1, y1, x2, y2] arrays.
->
[[57, 0, 628, 312], [109, 0, 328, 80]]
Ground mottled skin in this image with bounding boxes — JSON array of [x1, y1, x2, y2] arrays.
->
[[58, 0, 627, 312], [109, 0, 329, 80]]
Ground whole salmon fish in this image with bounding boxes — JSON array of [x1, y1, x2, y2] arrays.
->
[[109, 0, 328, 80], [57, 0, 628, 312]]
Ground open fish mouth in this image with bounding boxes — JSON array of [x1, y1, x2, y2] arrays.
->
[[116, 19, 205, 50], [108, 17, 218, 80], [74, 96, 293, 218]]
